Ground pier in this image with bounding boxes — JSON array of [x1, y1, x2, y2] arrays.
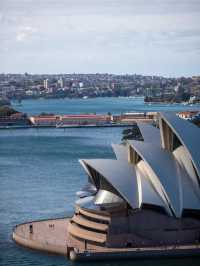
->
[[0, 110, 155, 129]]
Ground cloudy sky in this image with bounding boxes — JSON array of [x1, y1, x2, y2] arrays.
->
[[0, 0, 200, 76]]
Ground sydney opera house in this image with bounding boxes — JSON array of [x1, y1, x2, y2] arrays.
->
[[13, 112, 200, 260], [68, 112, 200, 252]]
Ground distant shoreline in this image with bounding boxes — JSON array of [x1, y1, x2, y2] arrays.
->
[[11, 96, 199, 104]]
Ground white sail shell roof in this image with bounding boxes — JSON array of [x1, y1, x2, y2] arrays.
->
[[111, 144, 128, 161], [160, 112, 200, 178], [80, 159, 140, 209], [137, 122, 160, 144], [79, 112, 200, 218], [128, 140, 183, 217]]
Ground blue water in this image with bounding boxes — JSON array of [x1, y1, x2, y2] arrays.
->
[[12, 97, 200, 115], [1, 98, 200, 266]]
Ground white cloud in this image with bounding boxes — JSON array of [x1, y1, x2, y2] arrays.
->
[[0, 0, 200, 75]]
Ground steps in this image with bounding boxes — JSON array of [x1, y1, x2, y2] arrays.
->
[[68, 222, 106, 244], [72, 215, 108, 232], [68, 207, 111, 244], [78, 208, 110, 223]]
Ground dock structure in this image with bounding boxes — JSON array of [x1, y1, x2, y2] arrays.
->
[[28, 112, 154, 128]]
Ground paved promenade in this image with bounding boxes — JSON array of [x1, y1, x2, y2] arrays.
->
[[13, 218, 69, 255], [13, 217, 200, 261]]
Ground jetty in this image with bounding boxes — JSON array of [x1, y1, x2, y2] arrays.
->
[[0, 111, 155, 129]]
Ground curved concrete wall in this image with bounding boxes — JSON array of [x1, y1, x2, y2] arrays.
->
[[13, 218, 69, 256]]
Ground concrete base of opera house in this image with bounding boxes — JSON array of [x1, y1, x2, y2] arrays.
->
[[12, 217, 200, 261], [12, 218, 70, 256]]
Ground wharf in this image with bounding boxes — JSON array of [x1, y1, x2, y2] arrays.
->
[[0, 121, 152, 130], [13, 218, 200, 261]]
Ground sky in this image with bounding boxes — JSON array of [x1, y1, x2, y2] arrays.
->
[[0, 0, 200, 77]]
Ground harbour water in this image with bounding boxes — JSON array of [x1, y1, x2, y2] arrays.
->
[[12, 97, 200, 115], [1, 98, 200, 266]]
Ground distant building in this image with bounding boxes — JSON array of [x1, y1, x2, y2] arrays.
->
[[79, 82, 84, 88], [178, 111, 198, 120], [58, 77, 64, 88], [111, 112, 155, 124], [43, 79, 49, 89], [29, 115, 60, 127], [58, 114, 111, 126]]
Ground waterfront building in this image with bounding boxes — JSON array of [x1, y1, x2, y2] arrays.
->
[[13, 112, 200, 261], [68, 112, 200, 252], [58, 114, 111, 126], [111, 112, 155, 124], [29, 115, 60, 127]]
